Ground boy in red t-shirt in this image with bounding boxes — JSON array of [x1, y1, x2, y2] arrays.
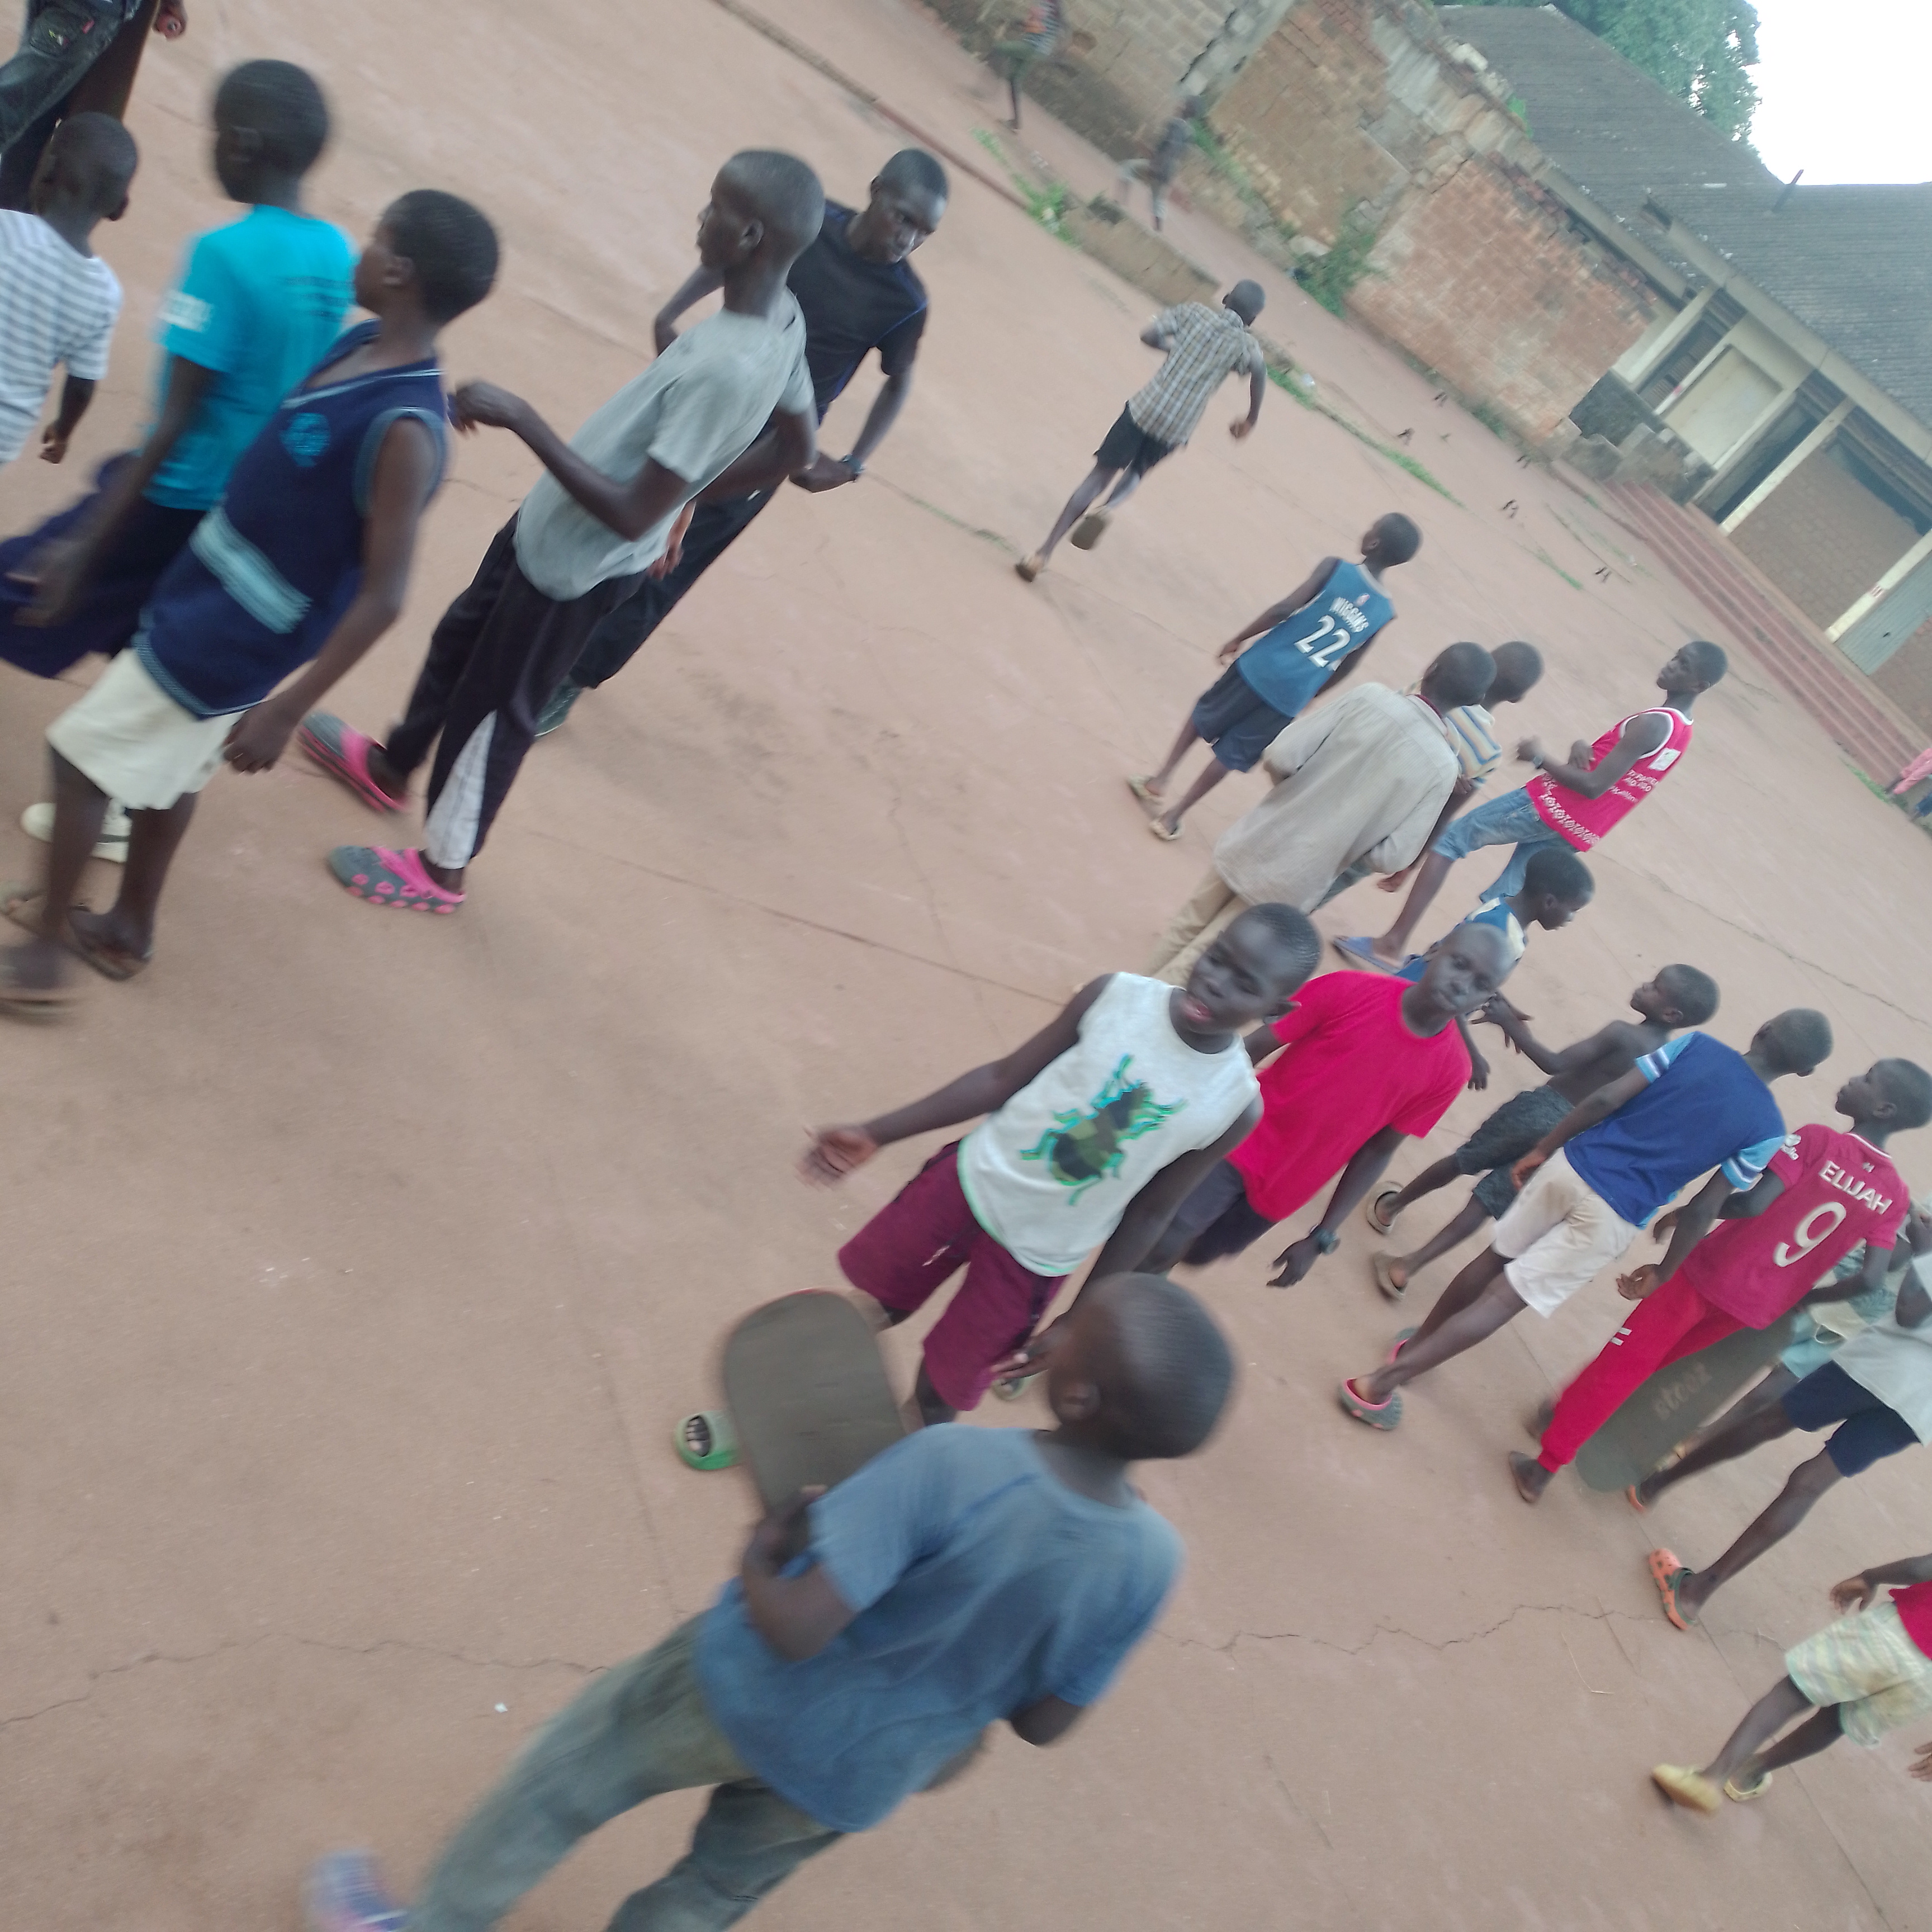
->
[[1150, 923, 1515, 1289], [1652, 1554, 1932, 1815], [1510, 1058, 1930, 1504]]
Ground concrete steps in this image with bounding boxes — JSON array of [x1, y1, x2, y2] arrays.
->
[[1599, 481, 1926, 784]]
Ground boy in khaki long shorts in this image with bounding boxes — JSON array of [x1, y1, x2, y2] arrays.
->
[[1652, 1553, 1932, 1813]]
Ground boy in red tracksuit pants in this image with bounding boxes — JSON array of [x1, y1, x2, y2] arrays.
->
[[1509, 1058, 1930, 1502]]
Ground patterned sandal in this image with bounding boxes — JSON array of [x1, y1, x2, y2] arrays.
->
[[1338, 1378, 1403, 1430], [299, 712, 404, 813], [328, 846, 465, 912]]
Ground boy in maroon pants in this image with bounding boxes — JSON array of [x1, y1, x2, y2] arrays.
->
[[1509, 1058, 1930, 1502]]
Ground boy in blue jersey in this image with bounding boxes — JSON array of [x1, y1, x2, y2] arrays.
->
[[1131, 512, 1420, 840], [304, 1273, 1229, 1932], [1339, 1008, 1832, 1430], [1, 59, 352, 860], [0, 192, 498, 1006]]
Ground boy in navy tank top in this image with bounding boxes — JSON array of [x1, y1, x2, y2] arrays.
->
[[1131, 513, 1419, 841], [1340, 1008, 1833, 1432], [0, 192, 499, 1007]]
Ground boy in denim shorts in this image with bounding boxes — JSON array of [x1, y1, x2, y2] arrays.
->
[[1351, 641, 1727, 968], [1652, 1552, 1932, 1814]]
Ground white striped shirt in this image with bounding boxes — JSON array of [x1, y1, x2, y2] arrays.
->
[[0, 211, 121, 463], [1126, 302, 1263, 447]]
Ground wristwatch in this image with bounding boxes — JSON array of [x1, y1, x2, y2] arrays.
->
[[1313, 1228, 1340, 1256]]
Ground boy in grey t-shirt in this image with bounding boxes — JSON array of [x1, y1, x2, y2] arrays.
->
[[300, 150, 822, 914]]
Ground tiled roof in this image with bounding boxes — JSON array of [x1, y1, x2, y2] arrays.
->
[[1437, 6, 1932, 428]]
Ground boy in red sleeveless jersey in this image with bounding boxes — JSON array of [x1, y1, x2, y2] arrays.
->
[[1345, 641, 1727, 970], [1509, 1058, 1931, 1503]]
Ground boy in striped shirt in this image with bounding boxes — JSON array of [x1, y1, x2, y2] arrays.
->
[[0, 111, 132, 467]]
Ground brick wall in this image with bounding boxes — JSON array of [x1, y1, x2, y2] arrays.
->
[[1872, 624, 1932, 738], [1731, 448, 1920, 628], [1350, 160, 1658, 443], [1210, 0, 1406, 240]]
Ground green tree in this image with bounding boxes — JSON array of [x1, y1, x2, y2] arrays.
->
[[1469, 0, 1760, 142]]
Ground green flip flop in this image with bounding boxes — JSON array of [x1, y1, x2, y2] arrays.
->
[[675, 1409, 738, 1471]]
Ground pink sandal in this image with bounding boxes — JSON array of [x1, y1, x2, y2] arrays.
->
[[300, 711, 404, 813], [328, 845, 464, 912]]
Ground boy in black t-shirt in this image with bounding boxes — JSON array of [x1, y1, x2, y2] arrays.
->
[[536, 149, 948, 733]]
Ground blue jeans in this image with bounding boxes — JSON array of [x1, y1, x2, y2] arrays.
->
[[409, 1619, 841, 1932], [0, 0, 131, 149], [1430, 784, 1568, 902]]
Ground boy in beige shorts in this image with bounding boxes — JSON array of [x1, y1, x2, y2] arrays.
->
[[1653, 1552, 1932, 1812], [1338, 1008, 1830, 1431]]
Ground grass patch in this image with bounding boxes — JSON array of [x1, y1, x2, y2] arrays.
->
[[1296, 206, 1381, 316], [1532, 546, 1583, 590], [1266, 364, 1456, 500], [973, 127, 1073, 238]]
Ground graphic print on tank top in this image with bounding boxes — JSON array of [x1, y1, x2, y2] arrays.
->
[[1527, 707, 1692, 850], [1018, 1053, 1187, 1204]]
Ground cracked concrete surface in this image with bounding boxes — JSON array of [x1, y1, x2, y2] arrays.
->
[[2, 1, 1930, 1928]]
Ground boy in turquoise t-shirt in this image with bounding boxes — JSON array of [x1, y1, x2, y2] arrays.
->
[[1130, 512, 1420, 840], [0, 59, 351, 853]]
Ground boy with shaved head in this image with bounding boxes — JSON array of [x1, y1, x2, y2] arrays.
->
[[309, 1275, 1235, 1932], [1342, 1007, 1832, 1431], [304, 150, 824, 912], [536, 148, 949, 734]]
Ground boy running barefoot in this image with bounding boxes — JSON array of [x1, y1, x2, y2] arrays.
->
[[1148, 923, 1516, 1290], [1015, 281, 1266, 581], [801, 906, 1317, 1423], [1653, 1555, 1932, 1816], [1342, 641, 1728, 968], [1637, 1199, 1932, 1631], [1340, 1008, 1830, 1431], [302, 151, 822, 912], [1367, 967, 1717, 1300], [0, 194, 498, 1004], [307, 1273, 1234, 1932], [1130, 513, 1420, 840], [0, 112, 134, 468], [1513, 1058, 1929, 1504]]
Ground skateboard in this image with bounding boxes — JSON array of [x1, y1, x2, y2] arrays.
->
[[716, 1292, 906, 1513], [1574, 1313, 1801, 1493]]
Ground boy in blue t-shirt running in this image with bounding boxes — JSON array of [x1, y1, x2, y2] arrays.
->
[[1131, 512, 1419, 840], [1339, 1008, 1833, 1431], [304, 1274, 1230, 1932], [0, 192, 499, 1007], [0, 59, 352, 857]]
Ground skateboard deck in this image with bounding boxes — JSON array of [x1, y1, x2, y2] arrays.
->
[[1575, 1313, 1800, 1493], [721, 1292, 906, 1514]]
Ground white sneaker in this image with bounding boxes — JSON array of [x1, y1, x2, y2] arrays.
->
[[21, 799, 132, 863]]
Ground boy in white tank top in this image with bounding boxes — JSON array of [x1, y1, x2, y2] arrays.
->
[[802, 905, 1320, 1422]]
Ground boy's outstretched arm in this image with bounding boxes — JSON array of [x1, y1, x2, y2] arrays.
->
[[1215, 559, 1336, 662], [1230, 356, 1265, 439], [1510, 1066, 1648, 1186], [653, 264, 726, 353], [1271, 1124, 1405, 1285], [739, 1490, 856, 1663], [1617, 1169, 1751, 1300], [803, 978, 1110, 1181], [1831, 1552, 1932, 1613], [17, 354, 216, 624], [1480, 997, 1566, 1073], [795, 371, 911, 491], [1009, 1696, 1082, 1746], [224, 420, 440, 772]]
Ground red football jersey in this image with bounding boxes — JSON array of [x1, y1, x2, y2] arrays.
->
[[1682, 1124, 1908, 1327]]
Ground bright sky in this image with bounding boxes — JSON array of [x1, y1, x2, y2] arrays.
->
[[1750, 0, 1932, 183]]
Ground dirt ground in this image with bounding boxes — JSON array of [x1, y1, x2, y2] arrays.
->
[[3, 3, 1930, 1928]]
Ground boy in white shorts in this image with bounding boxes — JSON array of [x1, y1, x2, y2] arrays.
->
[[1338, 1008, 1830, 1429], [1652, 1552, 1932, 1813]]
